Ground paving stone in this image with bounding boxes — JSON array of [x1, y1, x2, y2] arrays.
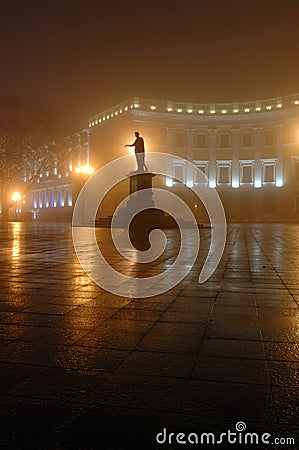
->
[[0, 222, 298, 448]]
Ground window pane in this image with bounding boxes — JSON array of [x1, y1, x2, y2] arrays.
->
[[219, 166, 229, 183], [242, 133, 252, 147], [264, 165, 274, 182], [242, 166, 252, 183], [219, 134, 229, 148], [174, 165, 183, 181], [264, 131, 273, 146], [195, 165, 206, 182], [175, 133, 184, 147], [195, 134, 206, 148]]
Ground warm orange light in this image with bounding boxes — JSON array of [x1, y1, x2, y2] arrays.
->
[[75, 165, 94, 175], [11, 192, 21, 202]]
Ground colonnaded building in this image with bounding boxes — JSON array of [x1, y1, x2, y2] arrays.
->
[[28, 93, 299, 223]]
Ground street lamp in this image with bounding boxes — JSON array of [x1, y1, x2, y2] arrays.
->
[[11, 192, 22, 220], [11, 192, 21, 202], [75, 165, 94, 175]]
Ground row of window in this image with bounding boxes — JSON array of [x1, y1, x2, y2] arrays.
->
[[173, 131, 276, 149], [32, 187, 72, 209], [173, 161, 277, 185]]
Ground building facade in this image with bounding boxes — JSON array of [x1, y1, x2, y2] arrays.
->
[[25, 130, 93, 221], [27, 93, 299, 222]]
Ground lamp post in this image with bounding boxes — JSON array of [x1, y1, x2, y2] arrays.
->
[[11, 192, 22, 221], [74, 165, 94, 225]]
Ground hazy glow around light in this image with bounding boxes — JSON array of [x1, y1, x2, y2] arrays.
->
[[245, 108, 250, 112], [266, 106, 272, 110], [254, 180, 262, 188], [177, 108, 182, 112], [276, 179, 283, 187], [232, 181, 239, 188], [11, 192, 21, 202], [233, 109, 239, 113], [166, 177, 173, 187], [198, 110, 204, 114], [187, 109, 193, 113], [222, 110, 227, 114], [167, 107, 173, 112], [277, 104, 282, 108], [209, 181, 216, 188], [256, 107, 261, 111], [75, 165, 94, 175], [294, 100, 299, 105], [150, 105, 156, 110], [210, 110, 215, 114]]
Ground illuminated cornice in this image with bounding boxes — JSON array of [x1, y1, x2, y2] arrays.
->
[[88, 94, 299, 128]]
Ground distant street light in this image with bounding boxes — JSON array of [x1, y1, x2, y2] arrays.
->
[[75, 165, 94, 175], [11, 192, 23, 220], [11, 192, 21, 202]]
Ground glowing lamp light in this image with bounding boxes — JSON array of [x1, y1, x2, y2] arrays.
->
[[244, 108, 250, 113], [177, 108, 182, 113], [166, 177, 173, 187], [294, 100, 299, 105], [233, 109, 239, 113], [187, 109, 193, 114], [150, 105, 156, 110], [256, 107, 261, 112], [75, 165, 94, 175], [210, 110, 215, 114], [134, 104, 139, 108], [222, 110, 227, 114], [254, 181, 262, 188], [266, 106, 272, 110], [11, 192, 21, 202], [198, 110, 204, 114], [232, 181, 239, 188], [167, 107, 173, 112], [277, 104, 282, 108], [186, 181, 194, 188], [276, 179, 283, 187], [209, 181, 216, 188]]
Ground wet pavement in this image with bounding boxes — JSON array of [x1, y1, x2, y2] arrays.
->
[[0, 222, 298, 449]]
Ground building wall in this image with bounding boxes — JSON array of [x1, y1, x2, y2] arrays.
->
[[29, 95, 299, 222], [87, 95, 299, 222]]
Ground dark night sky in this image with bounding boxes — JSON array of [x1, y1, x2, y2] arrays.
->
[[1, 0, 299, 131]]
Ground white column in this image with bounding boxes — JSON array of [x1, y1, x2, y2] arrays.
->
[[231, 129, 240, 188], [208, 129, 217, 187], [166, 127, 174, 187], [186, 129, 194, 187], [275, 124, 283, 187], [254, 128, 262, 188]]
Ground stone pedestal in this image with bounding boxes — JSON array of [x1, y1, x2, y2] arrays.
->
[[112, 172, 176, 230]]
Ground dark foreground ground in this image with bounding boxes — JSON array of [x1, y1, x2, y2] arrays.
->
[[0, 222, 298, 449]]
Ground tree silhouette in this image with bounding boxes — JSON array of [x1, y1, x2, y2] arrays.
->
[[0, 94, 74, 221]]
